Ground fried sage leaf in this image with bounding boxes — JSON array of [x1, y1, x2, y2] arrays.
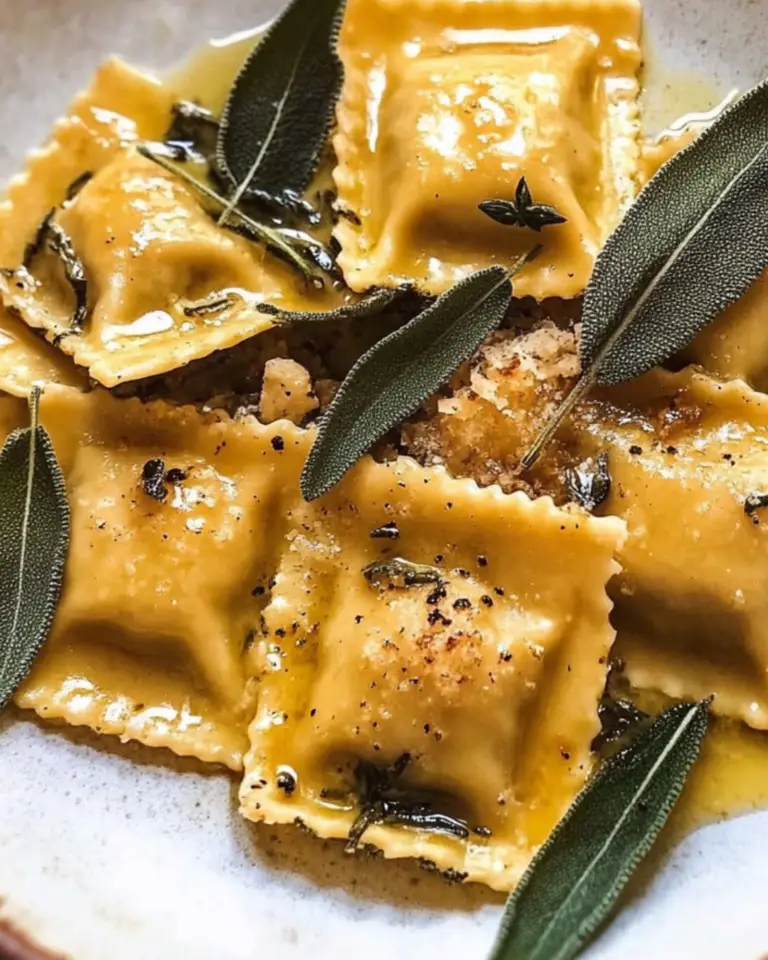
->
[[23, 209, 88, 338], [165, 100, 219, 162], [347, 755, 469, 851], [0, 389, 70, 712], [490, 700, 710, 960], [564, 452, 611, 512], [256, 287, 403, 323], [216, 0, 346, 223], [523, 77, 768, 468], [301, 252, 538, 501]]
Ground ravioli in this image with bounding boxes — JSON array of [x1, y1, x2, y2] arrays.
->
[[240, 455, 624, 890], [681, 271, 768, 393], [333, 0, 642, 298], [596, 372, 768, 730], [10, 386, 302, 769], [0, 60, 344, 389], [404, 330, 768, 729], [0, 306, 85, 397]]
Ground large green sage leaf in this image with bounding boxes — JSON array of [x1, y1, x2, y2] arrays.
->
[[216, 0, 345, 223], [490, 700, 710, 960], [301, 252, 538, 500], [0, 389, 70, 712], [523, 77, 768, 467]]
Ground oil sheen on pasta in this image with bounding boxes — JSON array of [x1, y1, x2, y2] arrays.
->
[[3, 9, 768, 889], [168, 23, 768, 861]]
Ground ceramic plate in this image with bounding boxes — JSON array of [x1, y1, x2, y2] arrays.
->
[[1, 2, 768, 958]]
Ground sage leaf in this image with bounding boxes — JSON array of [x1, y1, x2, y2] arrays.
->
[[21, 209, 88, 341], [523, 77, 768, 468], [564, 452, 611, 512], [490, 699, 710, 960], [0, 388, 70, 713], [256, 287, 403, 323], [216, 0, 345, 224], [301, 253, 538, 501], [165, 100, 219, 163], [744, 492, 768, 521]]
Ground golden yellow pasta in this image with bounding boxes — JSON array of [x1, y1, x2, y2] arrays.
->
[[11, 386, 293, 769], [334, 0, 642, 298], [0, 306, 85, 397], [404, 332, 768, 730], [0, 60, 344, 389], [6, 0, 768, 918], [240, 456, 624, 889]]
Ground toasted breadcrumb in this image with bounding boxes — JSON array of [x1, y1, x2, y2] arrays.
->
[[259, 358, 319, 425]]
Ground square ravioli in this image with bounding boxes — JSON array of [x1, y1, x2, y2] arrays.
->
[[334, 0, 642, 298], [0, 59, 342, 388], [11, 386, 308, 769], [240, 457, 625, 890]]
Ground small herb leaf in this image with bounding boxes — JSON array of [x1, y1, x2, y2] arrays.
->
[[523, 78, 768, 467], [0, 389, 70, 712], [479, 177, 567, 232], [744, 492, 768, 520], [256, 287, 403, 323], [490, 699, 710, 960], [363, 557, 444, 588], [216, 0, 346, 222], [22, 210, 88, 340], [301, 253, 537, 500], [165, 100, 219, 163], [46, 221, 88, 336], [565, 452, 611, 512]]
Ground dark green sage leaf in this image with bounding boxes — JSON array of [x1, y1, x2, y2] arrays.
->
[[0, 388, 70, 713], [490, 699, 710, 960], [165, 100, 219, 163], [479, 178, 567, 232], [523, 77, 768, 468], [23, 209, 88, 338], [182, 293, 240, 318], [301, 252, 538, 500], [564, 452, 611, 512], [256, 287, 402, 323], [216, 0, 346, 222]]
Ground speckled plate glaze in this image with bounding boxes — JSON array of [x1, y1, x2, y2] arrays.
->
[[1, 2, 768, 959]]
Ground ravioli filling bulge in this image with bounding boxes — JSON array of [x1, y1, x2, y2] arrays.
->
[[240, 457, 625, 890], [333, 0, 641, 297]]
